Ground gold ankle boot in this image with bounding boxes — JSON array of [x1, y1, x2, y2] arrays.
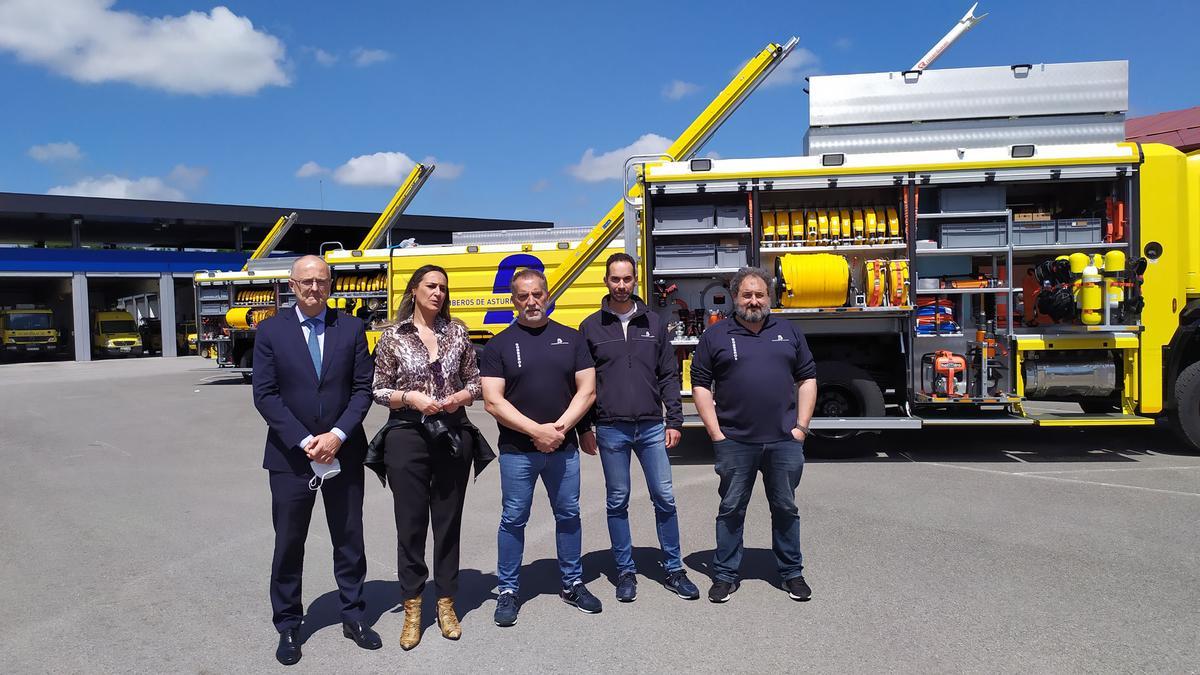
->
[[436, 597, 462, 640], [399, 598, 422, 650]]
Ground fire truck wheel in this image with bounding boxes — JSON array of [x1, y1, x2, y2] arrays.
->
[[805, 361, 885, 459], [1169, 360, 1200, 453]]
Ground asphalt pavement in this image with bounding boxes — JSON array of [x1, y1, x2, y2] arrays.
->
[[1, 357, 1197, 673]]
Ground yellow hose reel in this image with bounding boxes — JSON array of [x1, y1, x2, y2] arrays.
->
[[226, 306, 277, 330], [775, 253, 850, 308]]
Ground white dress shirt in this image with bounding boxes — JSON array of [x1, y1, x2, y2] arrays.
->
[[294, 305, 346, 451]]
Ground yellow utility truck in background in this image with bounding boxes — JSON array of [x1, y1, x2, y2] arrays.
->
[[91, 309, 142, 358], [0, 305, 61, 360]]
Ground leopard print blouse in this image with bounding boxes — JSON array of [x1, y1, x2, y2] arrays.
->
[[371, 315, 482, 407]]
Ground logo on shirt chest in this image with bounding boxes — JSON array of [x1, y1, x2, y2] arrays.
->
[[551, 337, 570, 346], [772, 334, 790, 343], [640, 330, 654, 339]]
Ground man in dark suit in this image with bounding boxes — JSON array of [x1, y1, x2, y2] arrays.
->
[[252, 255, 381, 665]]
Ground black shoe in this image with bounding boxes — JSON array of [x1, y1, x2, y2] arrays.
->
[[784, 575, 812, 601], [708, 580, 739, 603], [560, 581, 603, 614], [494, 590, 519, 627], [664, 569, 701, 600], [342, 620, 383, 650], [276, 628, 302, 666], [615, 572, 638, 602]]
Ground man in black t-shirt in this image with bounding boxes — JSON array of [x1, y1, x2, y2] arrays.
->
[[480, 268, 600, 627], [691, 267, 818, 605]]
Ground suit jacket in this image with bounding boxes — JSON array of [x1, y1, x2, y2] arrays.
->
[[252, 306, 374, 474]]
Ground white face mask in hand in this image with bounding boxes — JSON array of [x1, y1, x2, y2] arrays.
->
[[309, 458, 342, 491]]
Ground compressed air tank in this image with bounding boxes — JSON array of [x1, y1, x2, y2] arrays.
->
[[1023, 359, 1117, 398], [1080, 264, 1103, 325], [1104, 249, 1126, 309]]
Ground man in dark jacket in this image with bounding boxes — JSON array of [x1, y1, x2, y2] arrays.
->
[[579, 253, 700, 602], [252, 255, 380, 665]]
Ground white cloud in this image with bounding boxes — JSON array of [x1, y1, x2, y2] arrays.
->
[[295, 161, 330, 178], [531, 178, 550, 193], [167, 164, 207, 190], [312, 48, 337, 66], [351, 48, 391, 67], [567, 133, 672, 183], [331, 152, 463, 186], [762, 47, 821, 88], [28, 141, 83, 162], [48, 175, 185, 201], [47, 162, 206, 200], [334, 152, 414, 186], [0, 0, 289, 95], [422, 156, 464, 180], [662, 79, 701, 100], [704, 151, 721, 160]]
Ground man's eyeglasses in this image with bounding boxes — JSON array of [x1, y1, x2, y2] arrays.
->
[[291, 278, 331, 288]]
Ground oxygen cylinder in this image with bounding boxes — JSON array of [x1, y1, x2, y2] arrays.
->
[[1080, 264, 1102, 325], [814, 210, 828, 245], [1068, 252, 1089, 275], [826, 210, 840, 245], [1104, 249, 1126, 309], [762, 211, 777, 243], [1068, 252, 1089, 304]]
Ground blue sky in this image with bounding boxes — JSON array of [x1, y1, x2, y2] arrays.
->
[[1, 0, 1197, 230]]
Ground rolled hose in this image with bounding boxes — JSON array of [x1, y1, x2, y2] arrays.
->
[[775, 253, 850, 308]]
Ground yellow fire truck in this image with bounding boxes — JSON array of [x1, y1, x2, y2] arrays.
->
[[547, 59, 1200, 453]]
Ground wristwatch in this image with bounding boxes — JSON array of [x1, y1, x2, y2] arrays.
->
[[794, 423, 809, 436]]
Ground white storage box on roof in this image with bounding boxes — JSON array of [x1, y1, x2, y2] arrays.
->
[[451, 226, 596, 244], [804, 60, 1128, 155]]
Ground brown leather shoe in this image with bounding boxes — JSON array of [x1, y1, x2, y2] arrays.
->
[[399, 598, 422, 650], [436, 597, 462, 640]]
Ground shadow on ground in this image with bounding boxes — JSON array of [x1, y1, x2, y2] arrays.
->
[[669, 424, 1197, 466], [683, 548, 786, 589], [300, 546, 694, 638]]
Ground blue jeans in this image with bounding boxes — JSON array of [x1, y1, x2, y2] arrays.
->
[[596, 421, 684, 574], [711, 437, 806, 583], [496, 450, 582, 593]]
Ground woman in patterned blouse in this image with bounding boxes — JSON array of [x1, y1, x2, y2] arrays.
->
[[371, 264, 482, 649]]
